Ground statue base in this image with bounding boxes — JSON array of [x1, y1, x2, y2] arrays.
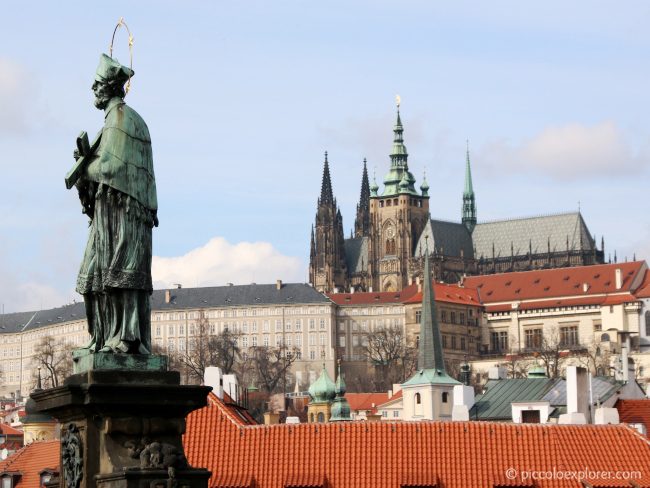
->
[[72, 349, 168, 374], [30, 364, 211, 488]]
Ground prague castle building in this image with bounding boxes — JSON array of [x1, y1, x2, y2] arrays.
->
[[309, 104, 605, 293]]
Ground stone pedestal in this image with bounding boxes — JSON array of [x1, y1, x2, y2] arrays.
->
[[31, 359, 211, 488]]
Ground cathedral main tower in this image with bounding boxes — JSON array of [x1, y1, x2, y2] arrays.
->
[[367, 102, 430, 292], [309, 152, 348, 292]]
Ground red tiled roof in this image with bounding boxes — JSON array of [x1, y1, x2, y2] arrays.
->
[[616, 399, 650, 438], [210, 392, 257, 427], [484, 295, 636, 313], [403, 282, 481, 306], [344, 393, 390, 413], [0, 424, 23, 436], [465, 261, 647, 304], [184, 400, 650, 488], [0, 440, 59, 488], [376, 389, 403, 409], [328, 285, 419, 305]]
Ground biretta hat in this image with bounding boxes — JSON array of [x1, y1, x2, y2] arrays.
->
[[95, 53, 134, 83]]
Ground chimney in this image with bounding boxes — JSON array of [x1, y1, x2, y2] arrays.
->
[[223, 374, 239, 402], [368, 286, 373, 293], [558, 366, 588, 424], [263, 411, 280, 425], [350, 287, 355, 294], [594, 407, 620, 425], [452, 384, 475, 421], [276, 279, 283, 290], [615, 268, 623, 290], [583, 283, 589, 293], [488, 366, 507, 380], [621, 345, 630, 383], [165, 289, 171, 304], [204, 367, 224, 400], [387, 390, 392, 399]]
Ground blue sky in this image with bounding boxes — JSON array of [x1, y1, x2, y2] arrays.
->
[[1, 1, 650, 312]]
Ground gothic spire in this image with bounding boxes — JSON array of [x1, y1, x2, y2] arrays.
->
[[418, 247, 446, 372], [462, 141, 477, 233], [354, 158, 371, 237], [320, 151, 334, 205]]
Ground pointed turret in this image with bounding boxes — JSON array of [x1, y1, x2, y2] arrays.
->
[[382, 100, 417, 196], [320, 151, 334, 204], [354, 158, 371, 237], [417, 249, 446, 372], [462, 141, 477, 233]]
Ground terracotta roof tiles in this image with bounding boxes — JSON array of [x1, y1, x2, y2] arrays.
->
[[616, 399, 650, 438], [0, 440, 59, 488], [184, 398, 650, 488]]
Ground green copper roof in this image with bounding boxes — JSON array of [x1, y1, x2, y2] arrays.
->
[[382, 107, 419, 197], [420, 171, 429, 197], [330, 365, 352, 421], [308, 364, 336, 404], [402, 368, 460, 387]]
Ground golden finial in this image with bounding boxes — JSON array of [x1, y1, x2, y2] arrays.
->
[[109, 17, 134, 95], [396, 94, 401, 108]]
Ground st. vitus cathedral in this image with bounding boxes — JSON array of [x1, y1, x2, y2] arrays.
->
[[309, 105, 605, 293]]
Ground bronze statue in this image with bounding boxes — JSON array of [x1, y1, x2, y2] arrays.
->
[[68, 54, 158, 354]]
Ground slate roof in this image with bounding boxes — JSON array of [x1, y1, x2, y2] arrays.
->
[[470, 376, 629, 421], [415, 219, 474, 258], [0, 284, 332, 335], [343, 236, 368, 274], [151, 283, 332, 310], [184, 398, 650, 488], [472, 211, 596, 259]]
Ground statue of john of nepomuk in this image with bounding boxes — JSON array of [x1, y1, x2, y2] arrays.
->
[[71, 54, 158, 354]]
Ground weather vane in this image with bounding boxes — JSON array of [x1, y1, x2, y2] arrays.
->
[[396, 94, 401, 108], [109, 17, 134, 94]]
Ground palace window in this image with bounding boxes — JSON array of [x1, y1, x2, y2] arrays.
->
[[524, 328, 543, 350], [415, 310, 422, 324], [560, 326, 579, 347]]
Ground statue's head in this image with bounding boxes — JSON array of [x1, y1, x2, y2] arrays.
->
[[93, 54, 134, 110]]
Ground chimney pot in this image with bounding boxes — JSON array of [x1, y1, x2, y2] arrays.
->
[[615, 268, 623, 290], [276, 279, 282, 290], [165, 289, 171, 304]]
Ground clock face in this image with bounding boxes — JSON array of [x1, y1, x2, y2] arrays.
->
[[386, 226, 395, 238]]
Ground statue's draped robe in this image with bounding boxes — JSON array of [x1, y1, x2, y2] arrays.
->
[[76, 97, 157, 353]]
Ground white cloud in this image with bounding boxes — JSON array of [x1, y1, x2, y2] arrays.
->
[[481, 121, 645, 180], [152, 237, 304, 289]]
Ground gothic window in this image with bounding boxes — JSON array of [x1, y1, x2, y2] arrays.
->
[[385, 239, 396, 255]]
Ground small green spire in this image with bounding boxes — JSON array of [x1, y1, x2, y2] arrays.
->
[[462, 140, 477, 233], [383, 101, 418, 196], [330, 362, 351, 421], [420, 169, 429, 197], [370, 168, 379, 197]]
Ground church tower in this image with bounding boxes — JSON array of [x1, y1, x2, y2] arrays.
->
[[367, 101, 429, 292], [461, 142, 477, 233], [309, 152, 348, 292], [354, 158, 371, 237], [401, 247, 460, 421]]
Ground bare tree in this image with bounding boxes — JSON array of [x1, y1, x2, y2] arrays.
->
[[32, 335, 73, 388], [576, 339, 612, 377], [180, 314, 241, 384], [360, 325, 417, 391], [246, 345, 299, 394]]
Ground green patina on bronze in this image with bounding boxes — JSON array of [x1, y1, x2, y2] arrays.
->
[[72, 350, 168, 374], [68, 53, 158, 356]]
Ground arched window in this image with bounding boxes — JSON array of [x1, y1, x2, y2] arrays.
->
[[317, 412, 325, 423], [442, 392, 449, 403], [310, 413, 314, 423], [415, 392, 421, 404], [601, 333, 610, 342]]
